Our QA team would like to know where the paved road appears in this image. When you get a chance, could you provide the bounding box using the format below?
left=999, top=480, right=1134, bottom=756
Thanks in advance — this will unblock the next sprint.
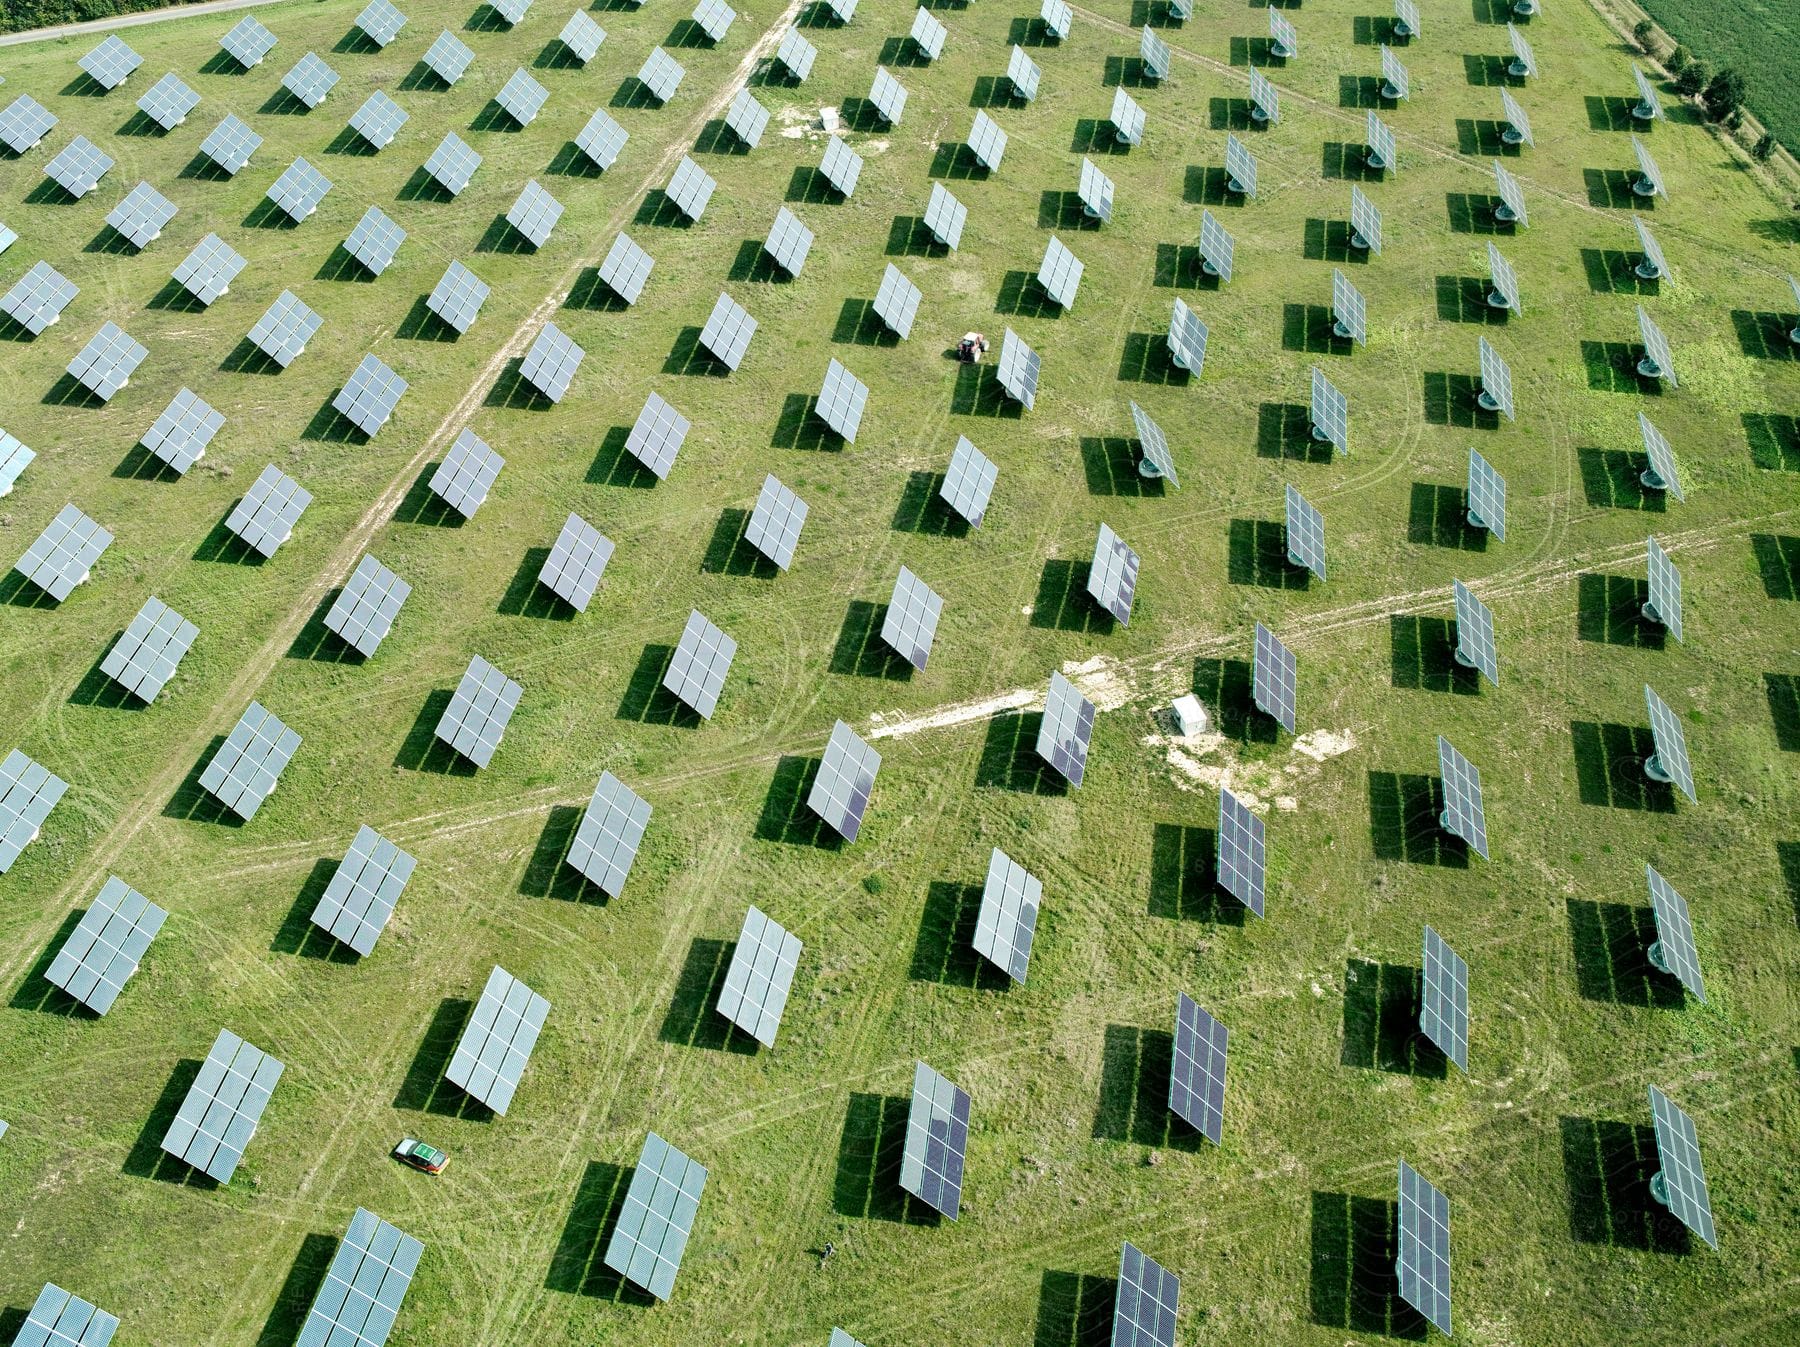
left=0, top=0, right=286, bottom=49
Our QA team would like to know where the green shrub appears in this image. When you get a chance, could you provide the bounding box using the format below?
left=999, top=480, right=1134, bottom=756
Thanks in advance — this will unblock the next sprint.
left=1676, top=61, right=1711, bottom=96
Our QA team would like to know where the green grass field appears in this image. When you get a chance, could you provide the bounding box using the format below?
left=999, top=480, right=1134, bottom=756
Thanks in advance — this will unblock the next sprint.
left=1635, top=0, right=1800, bottom=154
left=0, top=0, right=1797, bottom=1343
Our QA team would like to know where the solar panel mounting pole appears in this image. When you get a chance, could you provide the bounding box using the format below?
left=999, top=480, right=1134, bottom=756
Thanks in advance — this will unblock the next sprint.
left=1636, top=350, right=1667, bottom=383
left=1476, top=386, right=1503, bottom=415
left=1642, top=749, right=1677, bottom=786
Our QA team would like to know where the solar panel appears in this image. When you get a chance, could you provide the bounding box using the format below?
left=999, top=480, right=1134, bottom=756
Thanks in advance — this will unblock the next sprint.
left=880, top=566, right=943, bottom=671
left=1645, top=865, right=1705, bottom=1002
left=332, top=353, right=408, bottom=437
left=744, top=474, right=807, bottom=570
left=1062, top=159, right=1113, bottom=228
left=724, top=87, right=769, bottom=148
left=1629, top=136, right=1668, bottom=201
left=247, top=290, right=322, bottom=367
left=324, top=553, right=411, bottom=658
left=1330, top=269, right=1367, bottom=346
left=1084, top=524, right=1138, bottom=626
left=160, top=1028, right=283, bottom=1181
left=1463, top=448, right=1507, bottom=541
left=1646, top=1086, right=1718, bottom=1249
left=973, top=848, right=1040, bottom=982
left=81, top=35, right=143, bottom=90
left=1638, top=412, right=1683, bottom=501
left=434, top=656, right=520, bottom=768
left=282, top=52, right=341, bottom=108
left=1248, top=69, right=1279, bottom=124
left=716, top=905, right=801, bottom=1046
left=226, top=465, right=311, bottom=557
left=967, top=110, right=1008, bottom=173
left=137, top=73, right=199, bottom=130
left=1216, top=788, right=1266, bottom=917
left=1130, top=400, right=1179, bottom=484
left=220, top=15, right=277, bottom=68
left=1393, top=0, right=1420, bottom=38
left=538, top=512, right=613, bottom=612
left=0, top=748, right=65, bottom=874
left=1476, top=336, right=1514, bottom=420
left=1169, top=994, right=1227, bottom=1143
left=44, top=876, right=165, bottom=1014
left=0, top=431, right=35, bottom=499
left=1397, top=1161, right=1452, bottom=1336
left=1036, top=236, right=1083, bottom=309
left=343, top=205, right=406, bottom=276
left=604, top=1132, right=707, bottom=1300
left=1507, top=23, right=1536, bottom=79
left=1643, top=683, right=1696, bottom=802
left=311, top=826, right=415, bottom=955
left=775, top=27, right=816, bottom=82
left=16, top=1284, right=117, bottom=1347
left=200, top=702, right=300, bottom=819
left=941, top=436, right=997, bottom=526
left=491, top=0, right=533, bottom=25
left=1633, top=215, right=1668, bottom=281
left=104, top=181, right=177, bottom=250
left=1114, top=1242, right=1180, bottom=1347
left=1344, top=186, right=1382, bottom=256
left=574, top=109, right=628, bottom=172
left=1435, top=735, right=1488, bottom=859
left=171, top=234, right=244, bottom=306
left=638, top=47, right=685, bottom=103
left=1380, top=45, right=1409, bottom=100
left=1042, top=0, right=1073, bottom=40
left=699, top=291, right=756, bottom=370
left=664, top=609, right=736, bottom=719
left=200, top=114, right=261, bottom=175
left=693, top=0, right=736, bottom=42
left=356, top=0, right=407, bottom=47
left=1493, top=159, right=1528, bottom=226
left=1110, top=87, right=1146, bottom=146
left=1632, top=66, right=1660, bottom=121
left=807, top=720, right=881, bottom=840
left=818, top=134, right=863, bottom=199
left=422, top=30, right=474, bottom=85
left=140, top=388, right=223, bottom=476
left=559, top=9, right=606, bottom=63
left=425, top=259, right=489, bottom=334
left=0, top=95, right=57, bottom=153
left=266, top=157, right=331, bottom=222
left=822, top=0, right=857, bottom=19
left=519, top=322, right=584, bottom=403
left=1476, top=244, right=1520, bottom=316
left=15, top=504, right=110, bottom=604
left=868, top=67, right=908, bottom=126
left=1197, top=210, right=1235, bottom=283
left=506, top=179, right=563, bottom=248
left=1036, top=671, right=1095, bottom=786
left=1635, top=304, right=1676, bottom=386
left=763, top=205, right=814, bottom=277
left=445, top=966, right=549, bottom=1114
left=301, top=1208, right=423, bottom=1347
left=0, top=224, right=12, bottom=257
left=870, top=263, right=921, bottom=340
left=910, top=7, right=946, bottom=61
left=1643, top=535, right=1682, bottom=641
left=665, top=156, right=716, bottom=222
left=1248, top=622, right=1297, bottom=732
left=45, top=136, right=115, bottom=198
left=567, top=770, right=652, bottom=897
left=1140, top=25, right=1171, bottom=81
left=996, top=328, right=1041, bottom=410
left=1447, top=579, right=1500, bottom=687
left=1417, top=925, right=1471, bottom=1072
left=1267, top=8, right=1297, bottom=58
left=1309, top=366, right=1348, bottom=454
left=900, top=1061, right=970, bottom=1218
left=1224, top=133, right=1257, bottom=196
left=1161, top=300, right=1209, bottom=380
left=67, top=322, right=147, bottom=402
left=1008, top=44, right=1041, bottom=101
left=349, top=90, right=408, bottom=150
left=1284, top=484, right=1325, bottom=581
left=495, top=68, right=548, bottom=128
left=923, top=181, right=967, bottom=248
left=624, top=392, right=690, bottom=478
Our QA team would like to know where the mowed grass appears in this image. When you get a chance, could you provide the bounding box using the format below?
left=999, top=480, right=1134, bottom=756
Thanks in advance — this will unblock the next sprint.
left=0, top=0, right=1797, bottom=1344
left=1636, top=0, right=1800, bottom=153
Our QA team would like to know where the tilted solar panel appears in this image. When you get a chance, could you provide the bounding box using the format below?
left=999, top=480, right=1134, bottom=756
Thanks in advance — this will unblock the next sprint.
left=1252, top=622, right=1296, bottom=732
left=1140, top=25, right=1171, bottom=81
left=575, top=108, right=628, bottom=172
left=506, top=179, right=563, bottom=248
left=868, top=66, right=908, bottom=125
left=311, top=826, right=415, bottom=956
left=567, top=770, right=651, bottom=897
left=138, top=73, right=200, bottom=130
left=967, top=110, right=1007, bottom=172
left=815, top=358, right=868, bottom=442
left=220, top=15, right=276, bottom=68
left=941, top=436, right=996, bottom=526
left=1169, top=994, right=1227, bottom=1143
left=1633, top=216, right=1668, bottom=280
left=1465, top=448, right=1506, bottom=540
left=1114, top=1242, right=1180, bottom=1347
left=1419, top=925, right=1470, bottom=1072
left=1111, top=87, right=1145, bottom=145
left=199, top=702, right=301, bottom=820
left=698, top=292, right=756, bottom=370
left=1487, top=242, right=1522, bottom=312
left=1248, top=69, right=1279, bottom=123
left=495, top=67, right=549, bottom=127
left=1646, top=1086, right=1718, bottom=1249
left=1393, top=0, right=1420, bottom=39
left=1041, top=0, right=1072, bottom=40
left=776, top=27, right=816, bottom=81
left=66, top=322, right=147, bottom=401
left=819, top=134, right=863, bottom=198
left=692, top=0, right=736, bottom=43
left=519, top=322, right=584, bottom=403
left=199, top=114, right=261, bottom=174
left=265, top=157, right=332, bottom=222
left=1635, top=304, right=1676, bottom=386
left=1268, top=8, right=1297, bottom=59
left=0, top=749, right=67, bottom=874
left=973, top=848, right=1040, bottom=982
left=1216, top=788, right=1265, bottom=916
left=348, top=90, right=408, bottom=150
left=910, top=7, right=946, bottom=61
left=638, top=47, right=685, bottom=103
left=344, top=204, right=406, bottom=276
left=1631, top=66, right=1660, bottom=121
left=248, top=290, right=323, bottom=367
left=325, top=553, right=411, bottom=658
left=880, top=566, right=943, bottom=671
left=1224, top=134, right=1256, bottom=197
left=538, top=513, right=613, bottom=611
left=332, top=353, right=408, bottom=437
left=996, top=328, right=1041, bottom=409
left=1035, top=671, right=1095, bottom=786
left=1164, top=301, right=1207, bottom=378
left=172, top=234, right=245, bottom=306
left=664, top=609, right=736, bottom=719
left=160, top=1028, right=284, bottom=1182
left=225, top=465, right=311, bottom=557
left=603, top=1132, right=707, bottom=1299
left=725, top=87, right=769, bottom=148
left=1331, top=268, right=1367, bottom=345
left=1349, top=184, right=1381, bottom=254
left=422, top=30, right=474, bottom=85
left=1087, top=522, right=1139, bottom=624
left=16, top=503, right=111, bottom=601
left=1506, top=23, right=1536, bottom=79
left=18, top=1284, right=118, bottom=1347
left=45, top=136, right=115, bottom=198
left=140, top=387, right=224, bottom=475
left=1199, top=209, right=1235, bottom=281
left=745, top=474, right=807, bottom=570
left=45, top=876, right=166, bottom=1014
left=105, top=180, right=176, bottom=249
left=0, top=95, right=58, bottom=153
left=1130, top=400, right=1178, bottom=483
left=922, top=182, right=967, bottom=248
left=1643, top=535, right=1682, bottom=641
left=1476, top=335, right=1514, bottom=420
left=625, top=392, right=690, bottom=478
left=665, top=155, right=716, bottom=222
left=0, top=431, right=36, bottom=499
left=1638, top=412, right=1683, bottom=502
left=764, top=205, right=814, bottom=276
left=425, top=259, right=489, bottom=333
left=1397, top=1160, right=1452, bottom=1336
left=81, top=35, right=143, bottom=90
left=1308, top=366, right=1348, bottom=454
left=1037, top=236, right=1083, bottom=308
left=1008, top=45, right=1041, bottom=101
left=1642, top=683, right=1695, bottom=802
left=281, top=52, right=340, bottom=108
left=300, top=1208, right=423, bottom=1347
left=1644, top=865, right=1705, bottom=1002
left=445, top=965, right=549, bottom=1114
left=355, top=0, right=408, bottom=47
left=1435, top=735, right=1489, bottom=859
left=1631, top=134, right=1665, bottom=198
left=1380, top=44, right=1409, bottom=100
left=1500, top=89, right=1533, bottom=147
left=1452, top=580, right=1498, bottom=686
left=560, top=9, right=606, bottom=63
left=901, top=1061, right=970, bottom=1218
left=716, top=905, right=801, bottom=1046
left=807, top=720, right=881, bottom=840
left=872, top=263, right=921, bottom=339
left=434, top=656, right=521, bottom=769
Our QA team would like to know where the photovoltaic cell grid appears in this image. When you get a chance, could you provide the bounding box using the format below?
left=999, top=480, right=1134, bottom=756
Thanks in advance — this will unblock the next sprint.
left=138, top=73, right=199, bottom=130
left=1114, top=1242, right=1180, bottom=1347
left=567, top=770, right=651, bottom=897
left=495, top=68, right=548, bottom=127
left=1169, top=994, right=1227, bottom=1144
left=1009, top=45, right=1041, bottom=101
left=1364, top=111, right=1397, bottom=178
left=344, top=205, right=406, bottom=276
left=699, top=292, right=755, bottom=370
left=434, top=656, right=521, bottom=769
left=1493, top=159, right=1528, bottom=225
left=1507, top=23, right=1536, bottom=78
left=603, top=1133, right=708, bottom=1300
left=173, top=234, right=245, bottom=305
left=1647, top=1086, right=1718, bottom=1249
left=506, top=179, right=563, bottom=247
left=422, top=30, right=474, bottom=85
left=355, top=0, right=408, bottom=47
left=325, top=553, right=411, bottom=658
left=426, top=259, right=489, bottom=333
left=1087, top=523, right=1139, bottom=625
left=1249, top=69, right=1278, bottom=123
left=0, top=268, right=67, bottom=338
left=519, top=322, right=583, bottom=403
left=1397, top=1160, right=1452, bottom=1337
left=1639, top=412, right=1683, bottom=501
left=869, top=66, right=908, bottom=125
left=1037, top=236, right=1083, bottom=308
left=200, top=114, right=261, bottom=174
left=941, top=435, right=996, bottom=526
left=349, top=91, right=407, bottom=150
left=100, top=595, right=197, bottom=701
left=16, top=504, right=111, bottom=601
left=973, top=848, right=1040, bottom=982
left=1632, top=135, right=1665, bottom=197
left=625, top=392, right=690, bottom=478
left=901, top=1061, right=970, bottom=1219
left=560, top=10, right=606, bottom=63
left=1331, top=268, right=1367, bottom=345
left=333, top=354, right=407, bottom=436
left=0, top=432, right=35, bottom=498
left=1216, top=788, right=1265, bottom=917
left=1645, top=535, right=1683, bottom=641
left=200, top=702, right=300, bottom=820
left=266, top=157, right=331, bottom=221
left=445, top=966, right=549, bottom=1115
left=220, top=15, right=276, bottom=68
left=910, top=7, right=946, bottom=60
left=67, top=322, right=147, bottom=401
left=1645, top=865, right=1705, bottom=1002
left=764, top=205, right=813, bottom=276
left=1487, top=242, right=1521, bottom=312
left=996, top=327, right=1041, bottom=410
left=45, top=137, right=115, bottom=198
left=745, top=474, right=807, bottom=569
left=311, top=826, right=416, bottom=956
left=693, top=0, right=735, bottom=42
left=1634, top=216, right=1667, bottom=279
left=0, top=749, right=66, bottom=874
left=665, top=156, right=716, bottom=222
left=663, top=609, right=736, bottom=719
left=492, top=0, right=532, bottom=25
left=819, top=134, right=862, bottom=197
left=45, top=876, right=165, bottom=1015
left=1073, top=156, right=1114, bottom=223
left=967, top=110, right=1007, bottom=172
left=872, top=263, right=921, bottom=339
left=282, top=52, right=341, bottom=108
left=1419, top=926, right=1470, bottom=1072
left=1394, top=0, right=1420, bottom=38
left=1165, top=300, right=1206, bottom=377
left=575, top=109, right=628, bottom=171
left=1637, top=304, right=1676, bottom=386
left=161, top=1028, right=284, bottom=1182
left=1131, top=400, right=1178, bottom=483
left=1251, top=622, right=1297, bottom=732
left=1036, top=671, right=1095, bottom=787
left=0, top=95, right=57, bottom=153
left=822, top=0, right=856, bottom=20
left=815, top=358, right=868, bottom=442
left=16, top=1284, right=118, bottom=1347
left=1500, top=89, right=1533, bottom=147
left=923, top=181, right=967, bottom=248
left=1477, top=336, right=1514, bottom=419
left=0, top=224, right=11, bottom=256
left=638, top=47, right=685, bottom=103
left=1199, top=209, right=1234, bottom=281
left=1309, top=365, right=1348, bottom=454
left=1644, top=684, right=1696, bottom=803
left=1349, top=185, right=1381, bottom=254
left=1633, top=66, right=1660, bottom=120
left=725, top=87, right=768, bottom=148
left=1111, top=87, right=1145, bottom=145
left=807, top=720, right=881, bottom=841
left=249, top=290, right=322, bottom=367
left=1381, top=44, right=1409, bottom=99
left=1452, top=580, right=1498, bottom=687
left=81, top=35, right=143, bottom=89
left=880, top=566, right=942, bottom=671
left=1268, top=7, right=1297, bottom=57
left=1224, top=133, right=1256, bottom=196
left=299, top=1208, right=423, bottom=1347
left=538, top=513, right=613, bottom=611
left=1466, top=448, right=1507, bottom=539
left=716, top=905, right=801, bottom=1046
left=1436, top=735, right=1489, bottom=859
left=1140, top=24, right=1171, bottom=80
left=106, top=181, right=176, bottom=249
left=226, top=465, right=311, bottom=557
left=776, top=27, right=816, bottom=81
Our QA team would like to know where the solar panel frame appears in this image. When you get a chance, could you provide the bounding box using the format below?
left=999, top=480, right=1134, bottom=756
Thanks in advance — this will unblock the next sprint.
left=199, top=702, right=300, bottom=820
left=1130, top=399, right=1179, bottom=483
left=17, top=1284, right=118, bottom=1347
left=492, top=0, right=533, bottom=25
left=1008, top=44, right=1041, bottom=101
left=763, top=205, right=814, bottom=276
left=0, top=223, right=12, bottom=257
left=1645, top=865, right=1705, bottom=1002
left=199, top=113, right=261, bottom=174
left=266, top=157, right=331, bottom=222
left=559, top=9, right=606, bottom=64
left=1165, top=300, right=1207, bottom=377
left=140, top=387, right=223, bottom=475
left=1477, top=335, right=1514, bottom=420
left=1110, top=87, right=1146, bottom=145
left=282, top=52, right=341, bottom=108
left=16, top=503, right=111, bottom=601
left=966, top=110, right=1008, bottom=172
left=1331, top=268, right=1367, bottom=345
left=1419, top=925, right=1471, bottom=1072
left=1198, top=209, right=1235, bottom=281
left=1140, top=25, right=1171, bottom=81
left=1499, top=88, right=1533, bottom=147
left=66, top=322, right=147, bottom=402
left=724, top=87, right=769, bottom=148
left=940, top=436, right=996, bottom=526
left=1436, top=735, right=1489, bottom=859
left=0, top=95, right=58, bottom=153
left=1644, top=535, right=1682, bottom=641
left=518, top=322, right=584, bottom=403
left=1169, top=994, right=1227, bottom=1143
left=1217, top=788, right=1266, bottom=916
left=698, top=291, right=756, bottom=370
left=311, top=826, right=415, bottom=956
left=1631, top=66, right=1660, bottom=121
left=1380, top=44, right=1409, bottom=100
left=900, top=1061, right=970, bottom=1219
left=1397, top=1160, right=1453, bottom=1336
left=1072, top=156, right=1115, bottom=223
left=444, top=965, right=549, bottom=1115
left=537, top=512, right=613, bottom=612
left=1251, top=622, right=1297, bottom=731
left=1283, top=483, right=1326, bottom=580
left=44, top=136, right=115, bottom=198
left=81, top=35, right=143, bottom=90
left=1486, top=242, right=1522, bottom=312
left=807, top=719, right=882, bottom=841
left=567, top=770, right=652, bottom=897
left=45, top=876, right=166, bottom=1015
left=1224, top=133, right=1257, bottom=196
left=972, top=848, right=1040, bottom=982
left=160, top=1027, right=284, bottom=1182
left=603, top=1132, right=708, bottom=1300
left=1364, top=109, right=1397, bottom=174
left=1646, top=1085, right=1718, bottom=1249
left=1635, top=304, right=1676, bottom=386
left=1114, top=1242, right=1180, bottom=1347
left=355, top=0, right=408, bottom=47
left=1036, top=235, right=1083, bottom=308
left=880, top=565, right=943, bottom=671
left=870, top=262, right=921, bottom=339
left=172, top=233, right=245, bottom=306
left=1633, top=215, right=1668, bottom=280
left=1041, top=0, right=1073, bottom=40
left=922, top=182, right=967, bottom=248
left=1348, top=185, right=1382, bottom=255
left=1268, top=8, right=1297, bottom=57
left=1507, top=22, right=1536, bottom=78
left=105, top=180, right=177, bottom=249
left=693, top=0, right=736, bottom=43
left=0, top=431, right=35, bottom=499
left=225, top=465, right=311, bottom=557
left=421, top=30, right=474, bottom=85
left=819, top=134, right=863, bottom=197
left=822, top=0, right=857, bottom=19
left=1465, top=448, right=1507, bottom=540
left=332, top=353, right=408, bottom=437
left=1393, top=0, right=1420, bottom=38
left=1493, top=159, right=1528, bottom=225
left=1086, top=523, right=1139, bottom=625
left=665, top=155, right=716, bottom=222
left=716, top=905, right=802, bottom=1046
left=0, top=748, right=66, bottom=874
left=425, top=259, right=489, bottom=333
left=1248, top=69, right=1279, bottom=123
left=247, top=290, right=322, bottom=367
left=574, top=108, right=628, bottom=172
left=505, top=179, right=564, bottom=248
left=662, top=608, right=737, bottom=719
left=343, top=205, right=406, bottom=276
left=301, top=1207, right=423, bottom=1347
left=585, top=235, right=651, bottom=312
left=324, top=552, right=411, bottom=658
left=137, top=73, right=199, bottom=130
left=1631, top=134, right=1665, bottom=198
left=96, top=597, right=193, bottom=704
left=1451, top=579, right=1499, bottom=686
left=433, top=655, right=520, bottom=769
left=1035, top=671, right=1095, bottom=786
left=220, top=15, right=277, bottom=68
left=868, top=66, right=908, bottom=126
left=1638, top=412, right=1683, bottom=501
left=495, top=67, right=549, bottom=128
left=775, top=27, right=816, bottom=82
left=996, top=328, right=1041, bottom=409
left=910, top=7, right=946, bottom=61
left=1643, top=683, right=1695, bottom=802
left=638, top=47, right=685, bottom=104
left=348, top=89, right=408, bottom=150
left=624, top=392, right=690, bottom=478
left=744, top=474, right=807, bottom=570
left=1309, top=366, right=1349, bottom=454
